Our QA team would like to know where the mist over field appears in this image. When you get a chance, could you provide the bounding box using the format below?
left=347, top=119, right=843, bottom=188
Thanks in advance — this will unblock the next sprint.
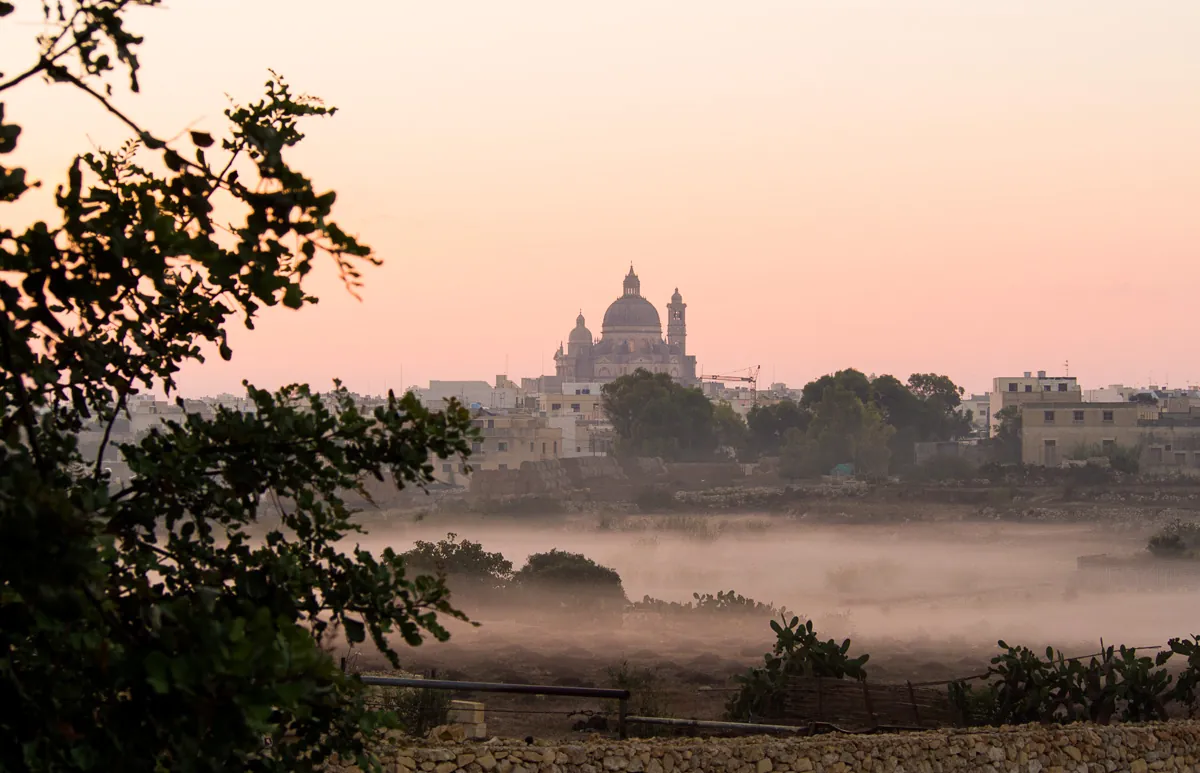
left=350, top=512, right=1190, bottom=660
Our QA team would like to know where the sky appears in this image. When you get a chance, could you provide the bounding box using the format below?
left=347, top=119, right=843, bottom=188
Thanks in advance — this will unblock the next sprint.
left=4, top=1, right=1199, bottom=396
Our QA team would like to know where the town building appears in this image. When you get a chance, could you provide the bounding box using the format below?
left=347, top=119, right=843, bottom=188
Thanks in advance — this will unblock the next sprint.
left=959, top=393, right=990, bottom=434
left=988, top=371, right=1082, bottom=436
left=1021, top=401, right=1200, bottom=475
left=430, top=412, right=564, bottom=485
left=553, top=267, right=697, bottom=385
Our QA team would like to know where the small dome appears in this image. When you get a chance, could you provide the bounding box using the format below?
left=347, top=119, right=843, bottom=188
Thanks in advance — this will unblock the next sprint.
left=671, top=287, right=682, bottom=303
left=569, top=312, right=593, bottom=344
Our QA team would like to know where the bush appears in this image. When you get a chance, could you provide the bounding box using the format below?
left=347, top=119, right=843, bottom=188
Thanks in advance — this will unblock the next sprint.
left=629, top=590, right=785, bottom=619
left=1146, top=519, right=1200, bottom=558
left=726, top=615, right=869, bottom=721
left=372, top=682, right=451, bottom=738
left=606, top=661, right=665, bottom=736
left=402, top=533, right=513, bottom=590
left=514, top=550, right=628, bottom=615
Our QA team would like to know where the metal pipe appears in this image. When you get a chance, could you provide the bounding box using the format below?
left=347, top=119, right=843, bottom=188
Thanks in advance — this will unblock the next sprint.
left=625, top=716, right=806, bottom=735
left=359, top=676, right=630, bottom=701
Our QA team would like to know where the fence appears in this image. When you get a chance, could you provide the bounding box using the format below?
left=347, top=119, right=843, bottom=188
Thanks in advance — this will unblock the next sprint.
left=358, top=675, right=632, bottom=738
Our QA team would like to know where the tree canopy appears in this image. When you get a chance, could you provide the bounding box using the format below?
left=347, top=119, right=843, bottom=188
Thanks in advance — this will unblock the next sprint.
left=601, top=369, right=720, bottom=461
left=1, top=3, right=473, bottom=770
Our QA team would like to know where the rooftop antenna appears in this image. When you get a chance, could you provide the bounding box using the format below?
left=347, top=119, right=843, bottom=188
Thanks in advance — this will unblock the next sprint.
left=1064, top=359, right=1069, bottom=377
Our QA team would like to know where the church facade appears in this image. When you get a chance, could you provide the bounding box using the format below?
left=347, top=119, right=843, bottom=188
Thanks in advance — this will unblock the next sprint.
left=554, top=267, right=698, bottom=386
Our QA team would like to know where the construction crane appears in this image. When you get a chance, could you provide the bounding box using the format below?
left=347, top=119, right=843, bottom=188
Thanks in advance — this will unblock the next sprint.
left=699, top=365, right=762, bottom=405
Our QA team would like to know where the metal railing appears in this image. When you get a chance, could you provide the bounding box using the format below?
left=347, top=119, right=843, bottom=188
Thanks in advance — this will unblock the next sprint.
left=359, top=675, right=632, bottom=739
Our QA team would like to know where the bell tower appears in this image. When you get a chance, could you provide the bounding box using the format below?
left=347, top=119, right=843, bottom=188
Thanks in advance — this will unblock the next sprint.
left=666, top=287, right=686, bottom=355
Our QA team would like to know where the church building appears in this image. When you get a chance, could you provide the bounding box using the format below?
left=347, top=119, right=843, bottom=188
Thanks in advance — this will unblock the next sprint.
left=554, top=267, right=697, bottom=386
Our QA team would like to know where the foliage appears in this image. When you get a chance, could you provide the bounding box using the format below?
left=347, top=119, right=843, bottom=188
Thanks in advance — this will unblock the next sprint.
left=402, top=533, right=513, bottom=590
left=514, top=549, right=627, bottom=615
left=987, top=406, right=1023, bottom=464
left=629, top=590, right=784, bottom=619
left=1146, top=519, right=1200, bottom=559
left=374, top=683, right=451, bottom=739
left=726, top=615, right=869, bottom=721
left=800, top=369, right=872, bottom=409
left=1069, top=442, right=1142, bottom=474
left=712, top=400, right=748, bottom=455
left=0, top=4, right=474, bottom=771
left=601, top=369, right=719, bottom=461
left=606, top=661, right=665, bottom=735
left=778, top=387, right=894, bottom=479
left=745, top=399, right=810, bottom=458
left=955, top=641, right=1175, bottom=727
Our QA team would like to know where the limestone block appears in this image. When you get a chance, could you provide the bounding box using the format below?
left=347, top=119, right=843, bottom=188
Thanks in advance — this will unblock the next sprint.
left=449, top=701, right=487, bottom=726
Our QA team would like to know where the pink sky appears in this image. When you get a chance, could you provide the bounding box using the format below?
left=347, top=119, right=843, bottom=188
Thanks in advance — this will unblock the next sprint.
left=4, top=1, right=1199, bottom=396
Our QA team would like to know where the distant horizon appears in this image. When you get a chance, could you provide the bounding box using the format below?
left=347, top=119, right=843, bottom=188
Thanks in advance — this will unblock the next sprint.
left=5, top=1, right=1197, bottom=398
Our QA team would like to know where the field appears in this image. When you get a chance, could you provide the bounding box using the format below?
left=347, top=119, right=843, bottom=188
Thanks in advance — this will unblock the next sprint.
left=345, top=504, right=1200, bottom=738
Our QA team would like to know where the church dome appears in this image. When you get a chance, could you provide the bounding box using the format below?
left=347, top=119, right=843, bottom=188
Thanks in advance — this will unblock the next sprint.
left=569, top=312, right=593, bottom=344
left=601, top=266, right=662, bottom=333
left=602, top=295, right=662, bottom=332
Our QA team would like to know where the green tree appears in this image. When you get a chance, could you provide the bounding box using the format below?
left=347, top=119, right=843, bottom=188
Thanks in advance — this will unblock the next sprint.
left=990, top=406, right=1023, bottom=464
left=712, top=400, right=748, bottom=455
left=1, top=4, right=473, bottom=771
left=745, top=398, right=810, bottom=458
left=799, top=368, right=871, bottom=409
left=778, top=387, right=894, bottom=478
left=601, top=369, right=717, bottom=461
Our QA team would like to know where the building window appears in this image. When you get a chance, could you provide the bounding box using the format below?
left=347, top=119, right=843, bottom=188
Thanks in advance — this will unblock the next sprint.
left=1151, top=448, right=1164, bottom=463
left=1043, top=384, right=1052, bottom=391
left=1073, top=410, right=1085, bottom=423
left=553, top=441, right=558, bottom=454
left=576, top=446, right=581, bottom=453
left=498, top=464, right=507, bottom=471
left=471, top=442, right=481, bottom=453
left=1044, top=411, right=1055, bottom=423
left=1102, top=410, right=1114, bottom=423
left=530, top=442, right=535, bottom=451
left=1058, top=383, right=1068, bottom=392
left=551, top=403, right=561, bottom=411
left=1102, top=439, right=1115, bottom=451
left=497, top=441, right=508, bottom=452
left=1175, top=452, right=1187, bottom=465
left=442, top=463, right=452, bottom=473
left=487, top=419, right=495, bottom=429
left=1008, top=383, right=1018, bottom=392
left=542, top=442, right=546, bottom=453
left=571, top=403, right=581, bottom=412
left=459, top=463, right=467, bottom=473
left=1194, top=452, right=1200, bottom=468
left=1166, top=444, right=1173, bottom=452
left=1025, top=385, right=1033, bottom=392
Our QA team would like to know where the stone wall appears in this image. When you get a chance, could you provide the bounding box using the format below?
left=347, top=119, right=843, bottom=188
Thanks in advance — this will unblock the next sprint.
left=331, top=721, right=1200, bottom=773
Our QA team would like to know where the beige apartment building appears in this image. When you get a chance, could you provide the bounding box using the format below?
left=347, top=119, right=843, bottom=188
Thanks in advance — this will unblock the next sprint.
left=1021, top=401, right=1200, bottom=475
left=988, top=371, right=1081, bottom=436
left=431, top=412, right=564, bottom=485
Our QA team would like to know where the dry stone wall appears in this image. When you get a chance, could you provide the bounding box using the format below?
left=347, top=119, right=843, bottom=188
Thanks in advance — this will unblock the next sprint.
left=330, top=721, right=1200, bottom=773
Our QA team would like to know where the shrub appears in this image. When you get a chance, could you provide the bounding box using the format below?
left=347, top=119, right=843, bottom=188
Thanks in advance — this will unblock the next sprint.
left=372, top=682, right=451, bottom=738
left=402, top=533, right=513, bottom=589
left=726, top=615, right=869, bottom=721
left=1146, top=519, right=1200, bottom=558
left=606, top=661, right=665, bottom=736
left=629, top=590, right=785, bottom=620
left=514, top=550, right=628, bottom=615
